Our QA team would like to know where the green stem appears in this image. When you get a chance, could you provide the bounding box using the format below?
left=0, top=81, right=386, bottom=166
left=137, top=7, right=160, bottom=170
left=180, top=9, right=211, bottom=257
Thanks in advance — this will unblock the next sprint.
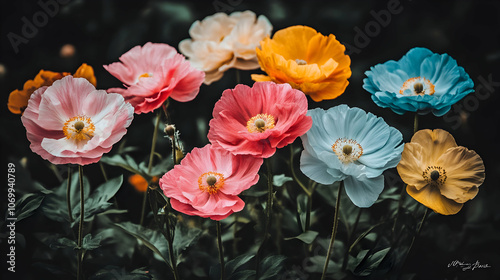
left=140, top=110, right=161, bottom=226
left=413, top=113, right=419, bottom=134
left=392, top=113, right=419, bottom=241
left=67, top=165, right=73, bottom=223
left=304, top=182, right=317, bottom=232
left=235, top=69, right=241, bottom=85
left=99, top=162, right=108, bottom=181
left=148, top=189, right=179, bottom=280
left=171, top=126, right=177, bottom=165
left=256, top=158, right=274, bottom=277
left=217, top=221, right=225, bottom=280
left=321, top=181, right=343, bottom=280
left=77, top=165, right=85, bottom=280
left=400, top=208, right=429, bottom=271
left=290, top=145, right=311, bottom=196
left=342, top=208, right=362, bottom=271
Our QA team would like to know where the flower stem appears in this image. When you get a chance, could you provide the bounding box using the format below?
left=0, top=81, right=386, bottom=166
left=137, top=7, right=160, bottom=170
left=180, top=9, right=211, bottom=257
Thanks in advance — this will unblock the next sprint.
left=148, top=188, right=179, bottom=280
left=400, top=208, right=429, bottom=272
left=256, top=158, right=274, bottom=277
left=140, top=110, right=162, bottom=226
left=235, top=69, right=241, bottom=85
left=290, top=144, right=311, bottom=196
left=67, top=165, right=73, bottom=223
left=342, top=208, right=362, bottom=271
left=413, top=113, right=419, bottom=134
left=321, top=181, right=343, bottom=280
left=304, top=181, right=317, bottom=232
left=217, top=221, right=225, bottom=280
left=77, top=165, right=85, bottom=280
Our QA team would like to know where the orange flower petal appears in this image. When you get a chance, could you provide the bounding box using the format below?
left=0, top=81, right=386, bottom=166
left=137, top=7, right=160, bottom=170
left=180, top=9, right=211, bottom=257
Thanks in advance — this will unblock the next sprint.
left=397, top=142, right=429, bottom=191
left=73, top=63, right=97, bottom=86
left=129, top=174, right=149, bottom=192
left=410, top=129, right=457, bottom=163
left=406, top=184, right=463, bottom=215
left=436, top=146, right=485, bottom=203
left=254, top=25, right=351, bottom=101
left=7, top=90, right=30, bottom=114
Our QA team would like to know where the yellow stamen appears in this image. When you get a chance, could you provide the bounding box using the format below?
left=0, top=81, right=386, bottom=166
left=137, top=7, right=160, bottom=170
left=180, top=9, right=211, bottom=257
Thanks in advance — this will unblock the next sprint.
left=62, top=116, right=95, bottom=142
left=247, top=113, right=275, bottom=133
left=198, top=172, right=225, bottom=194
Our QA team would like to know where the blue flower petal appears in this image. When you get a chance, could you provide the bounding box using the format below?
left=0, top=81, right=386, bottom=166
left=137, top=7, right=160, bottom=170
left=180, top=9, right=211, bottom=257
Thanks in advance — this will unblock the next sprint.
left=344, top=174, right=384, bottom=208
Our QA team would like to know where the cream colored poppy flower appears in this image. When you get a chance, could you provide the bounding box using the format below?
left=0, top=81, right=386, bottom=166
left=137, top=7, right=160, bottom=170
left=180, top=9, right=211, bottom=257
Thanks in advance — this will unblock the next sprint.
left=397, top=129, right=485, bottom=215
left=179, top=10, right=272, bottom=85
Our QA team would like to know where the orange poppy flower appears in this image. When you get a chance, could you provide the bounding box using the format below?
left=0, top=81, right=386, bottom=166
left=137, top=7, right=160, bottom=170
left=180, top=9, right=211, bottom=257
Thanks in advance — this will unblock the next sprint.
left=128, top=174, right=159, bottom=193
left=8, top=63, right=96, bottom=114
left=397, top=129, right=485, bottom=215
left=252, top=25, right=351, bottom=102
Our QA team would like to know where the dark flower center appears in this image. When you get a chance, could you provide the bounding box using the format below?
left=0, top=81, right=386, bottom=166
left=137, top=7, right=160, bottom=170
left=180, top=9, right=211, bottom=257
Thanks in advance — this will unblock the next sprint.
left=343, top=145, right=353, bottom=155
left=74, top=121, right=85, bottom=131
left=206, top=175, right=217, bottom=186
left=430, top=170, right=440, bottom=181
left=414, top=82, right=424, bottom=94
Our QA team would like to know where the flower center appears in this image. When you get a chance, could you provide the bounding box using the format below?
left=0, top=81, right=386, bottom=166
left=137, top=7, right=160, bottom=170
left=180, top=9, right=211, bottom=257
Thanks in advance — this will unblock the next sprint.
left=295, top=59, right=307, bottom=65
left=198, top=172, right=225, bottom=194
left=332, top=138, right=363, bottom=164
left=247, top=113, right=275, bottom=133
left=62, top=116, right=95, bottom=142
left=399, top=77, right=435, bottom=96
left=423, top=166, right=447, bottom=186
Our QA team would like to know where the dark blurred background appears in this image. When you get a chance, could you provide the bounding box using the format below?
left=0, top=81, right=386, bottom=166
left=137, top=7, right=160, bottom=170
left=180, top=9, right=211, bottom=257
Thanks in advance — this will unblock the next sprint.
left=1, top=0, right=499, bottom=279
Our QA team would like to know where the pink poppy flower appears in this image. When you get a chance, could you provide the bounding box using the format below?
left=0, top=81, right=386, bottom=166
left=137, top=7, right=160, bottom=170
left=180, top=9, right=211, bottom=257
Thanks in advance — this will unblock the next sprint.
left=21, top=76, right=134, bottom=165
left=208, top=81, right=312, bottom=158
left=160, top=144, right=262, bottom=221
left=104, top=42, right=205, bottom=114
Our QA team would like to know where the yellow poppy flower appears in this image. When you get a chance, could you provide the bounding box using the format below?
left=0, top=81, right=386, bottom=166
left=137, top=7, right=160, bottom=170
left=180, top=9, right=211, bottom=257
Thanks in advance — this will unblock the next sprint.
left=252, top=25, right=351, bottom=102
left=7, top=63, right=96, bottom=115
left=397, top=129, right=485, bottom=215
left=128, top=174, right=159, bottom=193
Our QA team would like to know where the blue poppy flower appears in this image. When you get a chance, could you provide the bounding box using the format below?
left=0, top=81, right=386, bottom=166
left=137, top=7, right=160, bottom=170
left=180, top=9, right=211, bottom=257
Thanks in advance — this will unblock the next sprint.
left=363, top=47, right=474, bottom=116
left=300, top=105, right=404, bottom=207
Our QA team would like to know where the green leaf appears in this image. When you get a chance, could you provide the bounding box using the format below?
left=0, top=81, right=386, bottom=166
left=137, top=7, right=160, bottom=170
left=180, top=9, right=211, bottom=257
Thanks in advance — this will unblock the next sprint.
left=100, top=154, right=143, bottom=175
left=284, top=230, right=318, bottom=244
left=14, top=193, right=44, bottom=222
left=225, top=254, right=255, bottom=276
left=82, top=233, right=104, bottom=250
left=41, top=172, right=90, bottom=223
left=296, top=193, right=308, bottom=232
left=258, top=255, right=286, bottom=280
left=114, top=222, right=170, bottom=265
left=173, top=221, right=202, bottom=264
left=273, top=174, right=293, bottom=187
left=72, top=175, right=123, bottom=226
left=49, top=237, right=77, bottom=249
left=353, top=248, right=390, bottom=276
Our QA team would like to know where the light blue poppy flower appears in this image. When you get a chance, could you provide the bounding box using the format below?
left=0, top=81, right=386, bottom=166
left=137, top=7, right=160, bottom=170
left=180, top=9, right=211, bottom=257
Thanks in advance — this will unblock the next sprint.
left=363, top=47, right=474, bottom=116
left=300, top=105, right=404, bottom=207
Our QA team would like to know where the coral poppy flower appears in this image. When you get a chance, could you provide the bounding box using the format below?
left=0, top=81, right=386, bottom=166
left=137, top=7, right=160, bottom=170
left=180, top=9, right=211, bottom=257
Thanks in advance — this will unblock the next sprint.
left=397, top=129, right=485, bottom=215
left=300, top=105, right=404, bottom=207
left=21, top=76, right=134, bottom=165
left=179, top=10, right=272, bottom=85
left=129, top=174, right=159, bottom=192
left=363, top=47, right=474, bottom=116
left=207, top=81, right=312, bottom=158
left=160, top=144, right=262, bottom=221
left=8, top=63, right=97, bottom=114
left=252, top=25, right=351, bottom=102
left=104, top=42, right=205, bottom=114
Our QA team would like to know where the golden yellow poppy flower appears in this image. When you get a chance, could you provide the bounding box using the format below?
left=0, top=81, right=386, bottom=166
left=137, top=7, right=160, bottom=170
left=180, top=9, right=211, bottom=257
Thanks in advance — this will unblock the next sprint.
left=397, top=129, right=485, bottom=215
left=252, top=25, right=351, bottom=102
left=8, top=63, right=96, bottom=114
